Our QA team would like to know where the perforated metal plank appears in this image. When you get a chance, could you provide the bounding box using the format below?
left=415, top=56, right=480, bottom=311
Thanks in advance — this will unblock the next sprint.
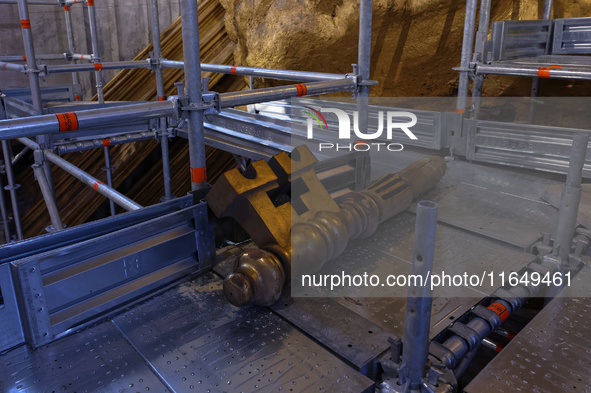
left=0, top=321, right=169, bottom=393
left=413, top=160, right=559, bottom=250
left=356, top=213, right=536, bottom=295
left=111, top=273, right=374, bottom=393
left=465, top=265, right=591, bottom=393
left=333, top=296, right=474, bottom=341
left=214, top=246, right=402, bottom=376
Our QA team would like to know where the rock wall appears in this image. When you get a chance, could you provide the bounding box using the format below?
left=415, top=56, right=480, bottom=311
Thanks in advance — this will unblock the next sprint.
left=219, top=0, right=591, bottom=97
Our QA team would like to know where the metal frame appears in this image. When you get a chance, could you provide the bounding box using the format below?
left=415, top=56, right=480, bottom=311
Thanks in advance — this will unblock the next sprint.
left=0, top=0, right=373, bottom=355
left=451, top=0, right=591, bottom=177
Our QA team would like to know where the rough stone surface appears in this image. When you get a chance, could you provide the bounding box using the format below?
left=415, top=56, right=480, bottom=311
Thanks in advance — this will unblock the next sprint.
left=219, top=0, right=591, bottom=97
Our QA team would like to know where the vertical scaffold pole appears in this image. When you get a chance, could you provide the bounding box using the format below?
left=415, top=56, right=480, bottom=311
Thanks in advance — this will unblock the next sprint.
left=150, top=0, right=173, bottom=200
left=554, top=134, right=589, bottom=261
left=87, top=0, right=104, bottom=103
left=1, top=141, right=23, bottom=239
left=64, top=4, right=80, bottom=97
left=401, top=201, right=438, bottom=390
left=355, top=0, right=372, bottom=190
left=529, top=0, right=554, bottom=123
left=16, top=0, right=59, bottom=235
left=471, top=0, right=491, bottom=119
left=456, top=0, right=478, bottom=114
left=180, top=0, right=207, bottom=190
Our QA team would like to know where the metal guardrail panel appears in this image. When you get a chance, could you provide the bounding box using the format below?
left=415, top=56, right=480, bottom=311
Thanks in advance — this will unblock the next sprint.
left=552, top=17, right=591, bottom=55
left=10, top=201, right=214, bottom=347
left=490, top=20, right=552, bottom=61
left=3, top=96, right=37, bottom=117
left=0, top=263, right=25, bottom=352
left=0, top=195, right=193, bottom=264
left=252, top=99, right=447, bottom=150
left=465, top=119, right=591, bottom=178
left=1, top=85, right=76, bottom=103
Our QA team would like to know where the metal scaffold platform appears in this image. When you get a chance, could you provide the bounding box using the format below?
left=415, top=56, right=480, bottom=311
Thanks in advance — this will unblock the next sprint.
left=0, top=146, right=570, bottom=392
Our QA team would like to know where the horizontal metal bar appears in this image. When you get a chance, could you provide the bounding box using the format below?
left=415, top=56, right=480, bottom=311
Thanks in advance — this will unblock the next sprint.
left=55, top=131, right=157, bottom=154
left=476, top=63, right=591, bottom=79
left=0, top=100, right=176, bottom=140
left=44, top=60, right=151, bottom=74
left=70, top=54, right=95, bottom=61
left=0, top=54, right=65, bottom=62
left=0, top=61, right=26, bottom=72
left=0, top=0, right=57, bottom=4
left=219, top=79, right=356, bottom=108
left=161, top=60, right=349, bottom=82
left=42, top=148, right=142, bottom=211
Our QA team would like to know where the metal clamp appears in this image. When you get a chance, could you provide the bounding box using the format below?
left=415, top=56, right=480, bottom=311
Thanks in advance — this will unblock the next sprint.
left=453, top=62, right=478, bottom=76
left=492, top=287, right=525, bottom=311
left=448, top=322, right=480, bottom=351
left=23, top=66, right=42, bottom=75
left=470, top=305, right=502, bottom=331
left=180, top=92, right=220, bottom=115
left=429, top=341, right=457, bottom=369
left=148, top=56, right=163, bottom=69
left=3, top=184, right=21, bottom=191
left=358, top=79, right=379, bottom=86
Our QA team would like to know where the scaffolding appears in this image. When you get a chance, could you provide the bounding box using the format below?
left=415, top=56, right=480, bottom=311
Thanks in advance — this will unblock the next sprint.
left=450, top=0, right=591, bottom=176
left=0, top=0, right=373, bottom=350
left=0, top=0, right=369, bottom=244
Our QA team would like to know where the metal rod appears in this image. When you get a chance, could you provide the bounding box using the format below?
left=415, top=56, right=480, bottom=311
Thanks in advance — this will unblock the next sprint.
left=70, top=54, right=95, bottom=61
left=1, top=141, right=23, bottom=239
left=16, top=0, right=43, bottom=116
left=40, top=147, right=142, bottom=211
left=355, top=0, right=372, bottom=191
left=150, top=0, right=172, bottom=200
left=87, top=0, right=103, bottom=103
left=0, top=54, right=65, bottom=61
left=43, top=60, right=152, bottom=74
left=180, top=0, right=207, bottom=190
left=0, top=0, right=57, bottom=4
left=219, top=79, right=356, bottom=108
left=17, top=0, right=53, bottom=194
left=12, top=146, right=30, bottom=165
left=475, top=64, right=591, bottom=79
left=32, top=151, right=63, bottom=232
left=456, top=0, right=478, bottom=113
left=103, top=146, right=116, bottom=215
left=401, top=201, right=438, bottom=390
left=160, top=60, right=348, bottom=82
left=63, top=4, right=79, bottom=87
left=55, top=131, right=157, bottom=154
left=471, top=0, right=492, bottom=119
left=543, top=0, right=553, bottom=20
left=0, top=62, right=27, bottom=72
left=0, top=174, right=11, bottom=243
left=0, top=100, right=176, bottom=140
left=529, top=0, right=554, bottom=123
left=554, top=134, right=589, bottom=260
